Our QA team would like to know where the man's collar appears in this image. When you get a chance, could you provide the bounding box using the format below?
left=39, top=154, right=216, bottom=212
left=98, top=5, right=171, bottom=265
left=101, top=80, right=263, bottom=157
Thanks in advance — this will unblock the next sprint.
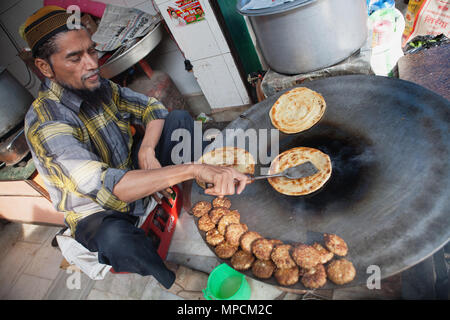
left=42, top=78, right=84, bottom=113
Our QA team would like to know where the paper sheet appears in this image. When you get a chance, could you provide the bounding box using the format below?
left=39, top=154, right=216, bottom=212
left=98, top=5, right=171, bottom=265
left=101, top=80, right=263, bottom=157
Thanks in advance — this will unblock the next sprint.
left=92, top=4, right=160, bottom=52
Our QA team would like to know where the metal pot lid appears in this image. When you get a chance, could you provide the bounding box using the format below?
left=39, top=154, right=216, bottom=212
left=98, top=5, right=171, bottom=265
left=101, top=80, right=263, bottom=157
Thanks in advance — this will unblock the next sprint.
left=191, top=75, right=450, bottom=289
left=236, top=0, right=316, bottom=16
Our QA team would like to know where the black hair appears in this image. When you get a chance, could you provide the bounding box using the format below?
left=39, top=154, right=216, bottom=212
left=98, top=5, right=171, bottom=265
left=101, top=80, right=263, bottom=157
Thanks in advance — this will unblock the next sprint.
left=33, top=30, right=67, bottom=61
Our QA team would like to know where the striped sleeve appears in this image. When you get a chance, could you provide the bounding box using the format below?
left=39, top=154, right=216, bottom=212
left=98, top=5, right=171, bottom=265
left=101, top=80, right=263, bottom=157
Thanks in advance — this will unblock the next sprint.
left=111, top=81, right=169, bottom=127
left=26, top=120, right=130, bottom=212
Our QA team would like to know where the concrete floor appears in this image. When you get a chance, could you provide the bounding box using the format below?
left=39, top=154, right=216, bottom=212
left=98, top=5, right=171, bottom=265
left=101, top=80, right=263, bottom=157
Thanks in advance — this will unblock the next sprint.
left=0, top=211, right=291, bottom=300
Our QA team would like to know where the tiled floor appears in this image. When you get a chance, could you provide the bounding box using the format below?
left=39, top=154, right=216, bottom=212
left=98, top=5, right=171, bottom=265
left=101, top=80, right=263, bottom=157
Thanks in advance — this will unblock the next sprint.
left=0, top=211, right=290, bottom=300
left=0, top=218, right=190, bottom=300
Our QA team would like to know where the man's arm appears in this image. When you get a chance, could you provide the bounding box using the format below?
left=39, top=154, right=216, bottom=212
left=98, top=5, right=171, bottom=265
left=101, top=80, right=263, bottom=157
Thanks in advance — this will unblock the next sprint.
left=28, top=121, right=249, bottom=214
left=138, top=118, right=164, bottom=170
left=112, top=163, right=250, bottom=203
left=113, top=81, right=167, bottom=171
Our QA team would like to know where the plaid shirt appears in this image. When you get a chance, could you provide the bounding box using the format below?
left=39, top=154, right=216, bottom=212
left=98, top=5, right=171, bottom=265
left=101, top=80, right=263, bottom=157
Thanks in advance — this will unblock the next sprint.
left=25, top=78, right=168, bottom=235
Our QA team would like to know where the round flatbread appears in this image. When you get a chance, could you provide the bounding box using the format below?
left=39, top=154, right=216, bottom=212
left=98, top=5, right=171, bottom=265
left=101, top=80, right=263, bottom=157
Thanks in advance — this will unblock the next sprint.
left=268, top=147, right=332, bottom=196
left=231, top=250, right=255, bottom=271
left=252, top=259, right=276, bottom=279
left=196, top=147, right=256, bottom=188
left=274, top=267, right=299, bottom=286
left=191, top=201, right=211, bottom=218
left=269, top=87, right=326, bottom=134
left=240, top=231, right=263, bottom=254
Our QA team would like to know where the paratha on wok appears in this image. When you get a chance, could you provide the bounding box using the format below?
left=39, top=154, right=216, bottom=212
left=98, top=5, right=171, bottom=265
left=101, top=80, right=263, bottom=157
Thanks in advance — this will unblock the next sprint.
left=270, top=87, right=326, bottom=134
left=196, top=147, right=255, bottom=188
left=268, top=147, right=332, bottom=196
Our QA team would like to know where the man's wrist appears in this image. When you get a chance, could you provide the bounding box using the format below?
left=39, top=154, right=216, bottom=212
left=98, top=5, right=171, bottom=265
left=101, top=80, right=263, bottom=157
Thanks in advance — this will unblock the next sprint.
left=189, top=163, right=201, bottom=179
left=140, top=144, right=156, bottom=154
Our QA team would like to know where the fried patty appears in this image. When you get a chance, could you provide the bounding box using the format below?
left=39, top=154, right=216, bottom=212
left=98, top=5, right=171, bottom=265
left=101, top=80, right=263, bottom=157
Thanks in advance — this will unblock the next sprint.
left=198, top=214, right=215, bottom=232
left=324, top=233, right=348, bottom=257
left=326, top=259, right=356, bottom=285
left=206, top=228, right=224, bottom=246
left=191, top=201, right=211, bottom=217
left=291, top=244, right=322, bottom=269
left=301, top=264, right=327, bottom=289
left=215, top=242, right=238, bottom=259
left=225, top=223, right=248, bottom=246
left=251, top=259, right=276, bottom=279
left=231, top=250, right=255, bottom=271
left=274, top=267, right=299, bottom=286
left=217, top=211, right=240, bottom=235
left=240, top=231, right=263, bottom=254
left=209, top=207, right=230, bottom=224
left=212, top=197, right=232, bottom=209
left=251, top=238, right=274, bottom=261
left=269, top=239, right=284, bottom=246
left=312, top=242, right=334, bottom=264
left=271, top=244, right=296, bottom=269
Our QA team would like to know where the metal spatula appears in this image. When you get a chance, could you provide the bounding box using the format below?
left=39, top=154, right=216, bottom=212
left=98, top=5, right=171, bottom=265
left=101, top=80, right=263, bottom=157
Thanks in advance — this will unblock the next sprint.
left=206, top=161, right=319, bottom=188
left=251, top=161, right=319, bottom=181
left=205, top=161, right=319, bottom=188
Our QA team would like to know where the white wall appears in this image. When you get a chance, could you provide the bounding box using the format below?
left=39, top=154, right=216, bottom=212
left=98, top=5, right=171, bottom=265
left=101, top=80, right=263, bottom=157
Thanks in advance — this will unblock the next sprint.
left=154, top=0, right=250, bottom=109
left=0, top=0, right=202, bottom=98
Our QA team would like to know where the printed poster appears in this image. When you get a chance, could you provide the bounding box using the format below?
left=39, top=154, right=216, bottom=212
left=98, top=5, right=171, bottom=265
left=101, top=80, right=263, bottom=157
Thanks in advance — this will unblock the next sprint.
left=167, top=0, right=205, bottom=27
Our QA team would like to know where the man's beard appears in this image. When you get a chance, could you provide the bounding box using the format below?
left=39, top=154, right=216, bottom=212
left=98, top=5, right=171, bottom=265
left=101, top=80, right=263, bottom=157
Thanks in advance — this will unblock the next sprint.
left=56, top=73, right=109, bottom=107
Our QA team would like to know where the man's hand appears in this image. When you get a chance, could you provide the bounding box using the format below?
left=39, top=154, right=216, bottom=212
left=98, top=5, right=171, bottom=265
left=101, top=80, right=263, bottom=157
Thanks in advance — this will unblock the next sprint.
left=138, top=145, right=160, bottom=171
left=194, top=164, right=250, bottom=197
left=138, top=145, right=172, bottom=203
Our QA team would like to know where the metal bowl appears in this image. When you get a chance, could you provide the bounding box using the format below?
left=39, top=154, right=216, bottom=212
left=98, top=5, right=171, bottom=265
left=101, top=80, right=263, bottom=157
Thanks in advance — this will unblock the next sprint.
left=99, top=23, right=164, bottom=79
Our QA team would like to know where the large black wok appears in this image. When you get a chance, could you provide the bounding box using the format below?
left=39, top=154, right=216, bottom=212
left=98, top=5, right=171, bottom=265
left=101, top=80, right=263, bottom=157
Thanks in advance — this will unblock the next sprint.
left=191, top=75, right=449, bottom=289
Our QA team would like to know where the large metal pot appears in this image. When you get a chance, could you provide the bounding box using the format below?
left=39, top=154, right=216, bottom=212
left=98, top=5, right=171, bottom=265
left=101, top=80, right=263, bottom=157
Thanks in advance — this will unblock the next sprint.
left=237, top=0, right=368, bottom=74
left=0, top=67, right=34, bottom=138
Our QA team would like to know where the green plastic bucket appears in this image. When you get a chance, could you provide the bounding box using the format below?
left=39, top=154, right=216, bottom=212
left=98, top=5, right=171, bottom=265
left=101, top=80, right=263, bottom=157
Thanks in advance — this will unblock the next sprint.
left=203, top=263, right=251, bottom=300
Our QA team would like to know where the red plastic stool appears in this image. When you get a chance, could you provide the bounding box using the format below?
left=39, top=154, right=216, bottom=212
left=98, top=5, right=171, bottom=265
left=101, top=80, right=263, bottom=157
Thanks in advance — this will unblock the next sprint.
left=111, top=185, right=182, bottom=274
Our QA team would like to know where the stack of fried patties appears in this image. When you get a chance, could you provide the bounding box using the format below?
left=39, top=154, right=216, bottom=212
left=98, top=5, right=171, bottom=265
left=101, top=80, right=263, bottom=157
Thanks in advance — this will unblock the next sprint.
left=191, top=198, right=356, bottom=289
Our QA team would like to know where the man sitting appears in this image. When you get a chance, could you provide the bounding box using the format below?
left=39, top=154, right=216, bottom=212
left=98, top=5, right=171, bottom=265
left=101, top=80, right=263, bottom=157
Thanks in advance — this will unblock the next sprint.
left=23, top=6, right=249, bottom=289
